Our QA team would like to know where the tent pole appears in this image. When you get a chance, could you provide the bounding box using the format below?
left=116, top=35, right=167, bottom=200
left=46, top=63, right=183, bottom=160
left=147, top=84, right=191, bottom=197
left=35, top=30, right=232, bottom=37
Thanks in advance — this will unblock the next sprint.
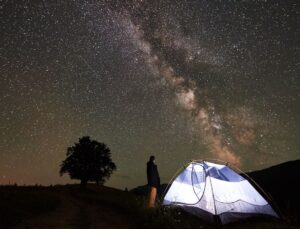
left=207, top=165, right=220, bottom=224
left=228, top=163, right=282, bottom=219
left=160, top=161, right=191, bottom=203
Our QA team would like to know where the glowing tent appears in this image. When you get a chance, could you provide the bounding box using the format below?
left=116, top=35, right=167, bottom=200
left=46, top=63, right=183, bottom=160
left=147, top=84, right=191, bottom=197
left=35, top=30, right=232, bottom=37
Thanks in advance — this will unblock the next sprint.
left=163, top=161, right=278, bottom=224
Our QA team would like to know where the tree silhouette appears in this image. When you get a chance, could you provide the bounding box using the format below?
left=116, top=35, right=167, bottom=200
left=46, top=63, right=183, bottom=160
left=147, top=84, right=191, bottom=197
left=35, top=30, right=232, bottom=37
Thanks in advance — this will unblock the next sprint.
left=60, top=136, right=116, bottom=187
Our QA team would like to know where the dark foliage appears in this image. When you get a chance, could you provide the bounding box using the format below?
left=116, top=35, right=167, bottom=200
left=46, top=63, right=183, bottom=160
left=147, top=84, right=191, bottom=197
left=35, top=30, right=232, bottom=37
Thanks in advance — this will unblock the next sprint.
left=60, top=136, right=116, bottom=186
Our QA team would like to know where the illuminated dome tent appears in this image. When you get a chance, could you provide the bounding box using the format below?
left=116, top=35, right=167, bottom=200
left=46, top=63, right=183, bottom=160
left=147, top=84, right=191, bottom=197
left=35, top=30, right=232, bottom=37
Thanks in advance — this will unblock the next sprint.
left=163, top=160, right=278, bottom=224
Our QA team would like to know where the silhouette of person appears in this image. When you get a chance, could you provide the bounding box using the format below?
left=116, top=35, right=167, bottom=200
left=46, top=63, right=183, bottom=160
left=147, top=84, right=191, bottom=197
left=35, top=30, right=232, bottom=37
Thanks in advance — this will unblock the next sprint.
left=147, top=155, right=160, bottom=208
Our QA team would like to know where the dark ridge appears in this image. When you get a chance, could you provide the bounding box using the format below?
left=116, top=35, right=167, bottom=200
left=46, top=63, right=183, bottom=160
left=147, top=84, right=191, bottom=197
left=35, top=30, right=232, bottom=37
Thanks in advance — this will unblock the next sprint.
left=246, top=160, right=300, bottom=224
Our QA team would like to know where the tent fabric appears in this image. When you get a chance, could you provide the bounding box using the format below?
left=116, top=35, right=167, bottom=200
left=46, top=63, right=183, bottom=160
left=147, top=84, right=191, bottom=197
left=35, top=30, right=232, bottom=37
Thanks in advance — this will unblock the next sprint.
left=163, top=161, right=278, bottom=224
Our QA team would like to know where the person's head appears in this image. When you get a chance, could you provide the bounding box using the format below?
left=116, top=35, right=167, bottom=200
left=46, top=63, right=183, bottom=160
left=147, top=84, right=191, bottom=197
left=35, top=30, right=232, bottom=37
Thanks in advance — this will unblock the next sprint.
left=149, top=155, right=155, bottom=162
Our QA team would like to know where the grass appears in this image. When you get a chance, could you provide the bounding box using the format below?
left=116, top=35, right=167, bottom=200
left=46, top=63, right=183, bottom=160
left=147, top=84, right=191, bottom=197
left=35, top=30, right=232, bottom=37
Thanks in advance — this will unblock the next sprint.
left=127, top=192, right=299, bottom=229
left=0, top=184, right=298, bottom=229
left=0, top=185, right=61, bottom=228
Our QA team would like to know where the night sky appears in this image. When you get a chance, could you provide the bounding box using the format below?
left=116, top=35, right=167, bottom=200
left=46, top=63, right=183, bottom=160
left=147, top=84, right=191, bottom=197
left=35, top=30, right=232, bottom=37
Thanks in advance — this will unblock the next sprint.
left=1, top=0, right=299, bottom=189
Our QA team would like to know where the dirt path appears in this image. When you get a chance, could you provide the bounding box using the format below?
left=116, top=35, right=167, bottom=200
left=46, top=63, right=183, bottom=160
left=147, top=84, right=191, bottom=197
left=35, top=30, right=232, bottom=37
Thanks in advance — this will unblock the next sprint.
left=14, top=188, right=139, bottom=229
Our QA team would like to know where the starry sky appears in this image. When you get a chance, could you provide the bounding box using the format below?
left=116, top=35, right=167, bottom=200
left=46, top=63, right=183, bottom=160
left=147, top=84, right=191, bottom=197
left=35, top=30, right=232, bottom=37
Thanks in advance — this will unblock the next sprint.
left=1, top=0, right=299, bottom=189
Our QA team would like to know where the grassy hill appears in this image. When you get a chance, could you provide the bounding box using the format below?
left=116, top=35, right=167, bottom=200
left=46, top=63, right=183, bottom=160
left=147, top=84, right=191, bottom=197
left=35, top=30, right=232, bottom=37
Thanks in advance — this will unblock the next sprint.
left=0, top=185, right=61, bottom=228
left=1, top=160, right=299, bottom=228
left=0, top=185, right=140, bottom=229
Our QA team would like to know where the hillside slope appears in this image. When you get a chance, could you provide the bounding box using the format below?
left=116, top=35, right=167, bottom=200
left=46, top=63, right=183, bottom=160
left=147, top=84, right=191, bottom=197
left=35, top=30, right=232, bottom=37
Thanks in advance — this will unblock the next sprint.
left=0, top=185, right=139, bottom=229
left=247, top=160, right=300, bottom=224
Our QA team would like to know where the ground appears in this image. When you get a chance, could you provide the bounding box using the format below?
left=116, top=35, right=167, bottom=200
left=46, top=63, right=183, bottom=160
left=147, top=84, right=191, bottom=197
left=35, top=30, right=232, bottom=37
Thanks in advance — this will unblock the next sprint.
left=13, top=186, right=138, bottom=229
left=0, top=185, right=140, bottom=229
left=0, top=183, right=298, bottom=229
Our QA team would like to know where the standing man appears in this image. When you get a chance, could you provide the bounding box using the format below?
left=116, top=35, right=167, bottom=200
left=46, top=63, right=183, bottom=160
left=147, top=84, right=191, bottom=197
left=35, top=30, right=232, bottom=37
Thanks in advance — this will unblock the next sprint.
left=147, top=155, right=160, bottom=208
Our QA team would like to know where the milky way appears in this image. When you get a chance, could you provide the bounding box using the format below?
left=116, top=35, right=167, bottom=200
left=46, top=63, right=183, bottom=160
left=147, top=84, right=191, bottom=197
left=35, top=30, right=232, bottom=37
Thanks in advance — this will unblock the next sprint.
left=1, top=0, right=299, bottom=188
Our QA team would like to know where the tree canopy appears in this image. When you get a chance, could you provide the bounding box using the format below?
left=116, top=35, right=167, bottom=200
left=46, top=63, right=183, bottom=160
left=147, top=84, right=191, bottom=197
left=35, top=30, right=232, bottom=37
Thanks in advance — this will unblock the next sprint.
left=60, top=136, right=116, bottom=186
